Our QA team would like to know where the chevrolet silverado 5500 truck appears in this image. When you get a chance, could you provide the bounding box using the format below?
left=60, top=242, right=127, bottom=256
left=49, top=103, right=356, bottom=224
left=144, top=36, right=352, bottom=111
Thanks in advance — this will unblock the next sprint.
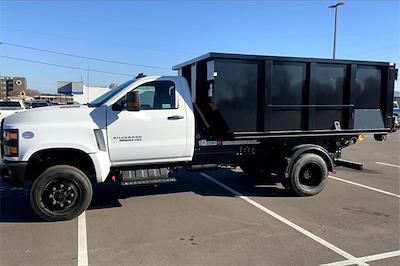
left=0, top=53, right=397, bottom=221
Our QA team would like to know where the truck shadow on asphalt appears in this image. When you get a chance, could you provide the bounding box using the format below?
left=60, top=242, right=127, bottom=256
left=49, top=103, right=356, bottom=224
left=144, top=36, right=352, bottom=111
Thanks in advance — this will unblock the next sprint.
left=0, top=169, right=293, bottom=223
left=0, top=182, right=42, bottom=222
left=335, top=166, right=382, bottom=175
left=88, top=169, right=294, bottom=211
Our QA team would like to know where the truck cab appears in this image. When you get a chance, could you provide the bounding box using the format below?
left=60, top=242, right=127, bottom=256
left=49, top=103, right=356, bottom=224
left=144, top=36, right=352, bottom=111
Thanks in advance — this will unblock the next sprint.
left=1, top=75, right=195, bottom=221
left=99, top=76, right=195, bottom=165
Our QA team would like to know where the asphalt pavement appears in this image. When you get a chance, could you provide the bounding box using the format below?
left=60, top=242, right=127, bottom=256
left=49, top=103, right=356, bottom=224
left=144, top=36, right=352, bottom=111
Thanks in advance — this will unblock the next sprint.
left=1, top=132, right=399, bottom=265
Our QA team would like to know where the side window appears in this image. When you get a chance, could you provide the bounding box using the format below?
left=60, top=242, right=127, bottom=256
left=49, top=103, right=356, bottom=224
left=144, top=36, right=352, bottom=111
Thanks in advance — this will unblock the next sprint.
left=136, top=80, right=176, bottom=110
left=136, top=86, right=155, bottom=109
left=116, top=80, right=176, bottom=110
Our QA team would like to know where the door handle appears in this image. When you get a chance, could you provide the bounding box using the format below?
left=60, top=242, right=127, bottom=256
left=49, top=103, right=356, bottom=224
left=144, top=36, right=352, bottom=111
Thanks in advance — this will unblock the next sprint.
left=168, top=115, right=184, bottom=120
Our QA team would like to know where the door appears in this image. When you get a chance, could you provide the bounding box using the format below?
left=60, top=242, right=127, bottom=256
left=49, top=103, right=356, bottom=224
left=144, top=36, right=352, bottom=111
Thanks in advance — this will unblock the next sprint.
left=106, top=79, right=187, bottom=163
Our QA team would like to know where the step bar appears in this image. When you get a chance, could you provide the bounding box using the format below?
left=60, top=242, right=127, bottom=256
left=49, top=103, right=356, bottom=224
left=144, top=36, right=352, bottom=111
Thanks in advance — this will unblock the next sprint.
left=121, top=167, right=176, bottom=186
left=334, top=159, right=363, bottom=170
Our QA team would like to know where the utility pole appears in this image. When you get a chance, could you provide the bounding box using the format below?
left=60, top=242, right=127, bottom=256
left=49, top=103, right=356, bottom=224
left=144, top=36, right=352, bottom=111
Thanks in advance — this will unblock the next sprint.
left=87, top=66, right=90, bottom=103
left=329, top=2, right=345, bottom=60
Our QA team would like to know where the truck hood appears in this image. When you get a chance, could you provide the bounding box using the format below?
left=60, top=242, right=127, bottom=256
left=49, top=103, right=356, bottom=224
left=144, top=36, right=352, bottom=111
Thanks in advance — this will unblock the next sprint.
left=3, top=105, right=107, bottom=129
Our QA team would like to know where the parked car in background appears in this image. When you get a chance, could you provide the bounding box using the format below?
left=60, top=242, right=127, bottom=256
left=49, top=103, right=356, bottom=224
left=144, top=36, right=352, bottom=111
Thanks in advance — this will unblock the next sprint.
left=393, top=101, right=400, bottom=128
left=31, top=101, right=51, bottom=108
left=26, top=100, right=53, bottom=109
left=0, top=100, right=27, bottom=122
left=65, top=101, right=80, bottom=105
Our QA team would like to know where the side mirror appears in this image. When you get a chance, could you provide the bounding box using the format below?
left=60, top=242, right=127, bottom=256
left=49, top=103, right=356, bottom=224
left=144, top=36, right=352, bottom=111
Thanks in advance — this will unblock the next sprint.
left=126, top=91, right=140, bottom=111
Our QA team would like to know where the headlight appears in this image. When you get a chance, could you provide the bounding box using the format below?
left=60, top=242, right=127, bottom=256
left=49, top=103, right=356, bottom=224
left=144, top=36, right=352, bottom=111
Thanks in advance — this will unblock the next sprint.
left=3, top=145, right=18, bottom=156
left=3, top=130, right=18, bottom=142
left=1, top=129, right=19, bottom=157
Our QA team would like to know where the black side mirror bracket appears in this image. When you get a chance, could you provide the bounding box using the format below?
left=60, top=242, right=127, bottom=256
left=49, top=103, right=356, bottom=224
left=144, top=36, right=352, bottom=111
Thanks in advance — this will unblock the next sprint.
left=112, top=102, right=123, bottom=111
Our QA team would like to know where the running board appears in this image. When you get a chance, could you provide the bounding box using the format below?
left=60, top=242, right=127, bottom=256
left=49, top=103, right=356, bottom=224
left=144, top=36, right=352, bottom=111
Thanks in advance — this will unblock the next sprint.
left=334, top=159, right=363, bottom=170
left=186, top=164, right=218, bottom=171
left=121, top=168, right=176, bottom=186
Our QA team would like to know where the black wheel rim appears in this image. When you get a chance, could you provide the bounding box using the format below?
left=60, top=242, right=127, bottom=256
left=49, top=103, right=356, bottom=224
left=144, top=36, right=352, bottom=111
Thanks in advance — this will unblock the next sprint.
left=298, top=163, right=322, bottom=190
left=41, top=178, right=81, bottom=212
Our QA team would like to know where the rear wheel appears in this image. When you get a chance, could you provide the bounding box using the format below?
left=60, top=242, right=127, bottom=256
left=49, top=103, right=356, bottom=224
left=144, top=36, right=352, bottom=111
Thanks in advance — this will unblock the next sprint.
left=30, top=165, right=92, bottom=221
left=289, top=153, right=328, bottom=196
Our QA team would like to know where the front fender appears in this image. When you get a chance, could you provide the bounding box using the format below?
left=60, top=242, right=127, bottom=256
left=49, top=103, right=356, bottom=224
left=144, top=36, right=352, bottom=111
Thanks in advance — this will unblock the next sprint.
left=21, top=143, right=97, bottom=162
left=6, top=123, right=101, bottom=162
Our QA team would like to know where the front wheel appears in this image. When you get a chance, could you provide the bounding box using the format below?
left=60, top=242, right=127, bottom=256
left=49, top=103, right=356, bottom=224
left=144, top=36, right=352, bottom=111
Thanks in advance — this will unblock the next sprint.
left=30, top=165, right=93, bottom=221
left=289, top=153, right=328, bottom=196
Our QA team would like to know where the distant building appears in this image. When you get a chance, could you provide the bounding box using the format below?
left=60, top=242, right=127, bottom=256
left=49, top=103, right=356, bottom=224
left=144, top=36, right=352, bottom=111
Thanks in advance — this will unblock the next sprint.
left=74, top=86, right=111, bottom=104
left=57, top=81, right=114, bottom=104
left=0, top=76, right=29, bottom=99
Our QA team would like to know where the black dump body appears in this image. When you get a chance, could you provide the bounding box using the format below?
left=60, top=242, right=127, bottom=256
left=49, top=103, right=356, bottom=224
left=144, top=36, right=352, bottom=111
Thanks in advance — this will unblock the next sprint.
left=174, top=53, right=397, bottom=140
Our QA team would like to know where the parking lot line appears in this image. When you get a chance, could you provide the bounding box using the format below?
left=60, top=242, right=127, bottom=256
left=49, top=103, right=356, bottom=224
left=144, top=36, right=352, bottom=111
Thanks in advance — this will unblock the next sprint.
left=78, top=212, right=88, bottom=266
left=376, top=162, right=400, bottom=169
left=321, top=250, right=400, bottom=266
left=329, top=175, right=400, bottom=198
left=200, top=172, right=367, bottom=266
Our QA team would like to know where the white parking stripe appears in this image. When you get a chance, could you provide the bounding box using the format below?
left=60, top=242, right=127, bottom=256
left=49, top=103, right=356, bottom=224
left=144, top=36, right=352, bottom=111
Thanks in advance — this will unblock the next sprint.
left=329, top=175, right=400, bottom=198
left=376, top=162, right=400, bottom=168
left=200, top=172, right=367, bottom=266
left=321, top=250, right=400, bottom=266
left=78, top=212, right=88, bottom=266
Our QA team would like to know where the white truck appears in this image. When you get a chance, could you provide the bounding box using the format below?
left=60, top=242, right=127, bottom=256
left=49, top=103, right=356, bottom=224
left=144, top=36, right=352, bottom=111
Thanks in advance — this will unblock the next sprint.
left=0, top=53, right=396, bottom=221
left=0, top=100, right=27, bottom=122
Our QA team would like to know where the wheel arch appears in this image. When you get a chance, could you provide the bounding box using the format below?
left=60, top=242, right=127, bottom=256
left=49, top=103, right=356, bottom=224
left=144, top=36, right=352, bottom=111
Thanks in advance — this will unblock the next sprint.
left=25, top=148, right=96, bottom=182
left=286, top=144, right=334, bottom=176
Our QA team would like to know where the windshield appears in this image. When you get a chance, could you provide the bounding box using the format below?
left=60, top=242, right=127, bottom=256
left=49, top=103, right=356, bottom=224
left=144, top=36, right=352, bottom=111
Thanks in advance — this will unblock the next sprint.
left=89, top=79, right=135, bottom=107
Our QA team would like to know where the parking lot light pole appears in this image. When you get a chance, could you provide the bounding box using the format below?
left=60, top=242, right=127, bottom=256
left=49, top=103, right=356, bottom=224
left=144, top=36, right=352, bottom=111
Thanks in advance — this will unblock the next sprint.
left=329, top=2, right=345, bottom=60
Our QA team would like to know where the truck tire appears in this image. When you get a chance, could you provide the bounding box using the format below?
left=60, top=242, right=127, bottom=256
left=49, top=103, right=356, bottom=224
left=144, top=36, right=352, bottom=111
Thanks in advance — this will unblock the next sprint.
left=289, top=153, right=328, bottom=196
left=30, top=165, right=93, bottom=221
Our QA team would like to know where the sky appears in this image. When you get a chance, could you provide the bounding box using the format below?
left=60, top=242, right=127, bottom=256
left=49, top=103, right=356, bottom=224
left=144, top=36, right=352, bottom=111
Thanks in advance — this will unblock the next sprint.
left=0, top=0, right=399, bottom=93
